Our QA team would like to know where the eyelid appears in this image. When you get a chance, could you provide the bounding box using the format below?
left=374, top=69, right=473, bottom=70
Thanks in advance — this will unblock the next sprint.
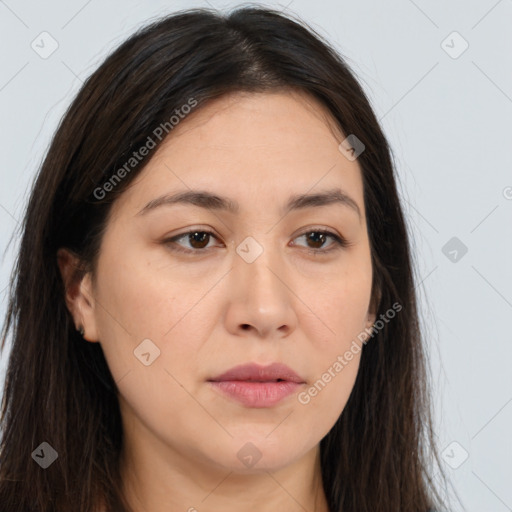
left=163, top=227, right=223, bottom=254
left=162, top=226, right=350, bottom=254
left=292, top=227, right=351, bottom=252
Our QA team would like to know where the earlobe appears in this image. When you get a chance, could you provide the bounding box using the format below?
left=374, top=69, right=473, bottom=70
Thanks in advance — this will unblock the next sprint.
left=362, top=294, right=379, bottom=342
left=78, top=273, right=100, bottom=342
left=364, top=313, right=377, bottom=341
left=56, top=248, right=99, bottom=342
left=367, top=286, right=381, bottom=329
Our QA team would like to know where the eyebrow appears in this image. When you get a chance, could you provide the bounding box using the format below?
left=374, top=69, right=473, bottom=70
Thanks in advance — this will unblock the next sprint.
left=136, top=187, right=362, bottom=220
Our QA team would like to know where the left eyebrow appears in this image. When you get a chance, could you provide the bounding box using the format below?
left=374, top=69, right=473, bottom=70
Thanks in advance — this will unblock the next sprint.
left=136, top=187, right=362, bottom=221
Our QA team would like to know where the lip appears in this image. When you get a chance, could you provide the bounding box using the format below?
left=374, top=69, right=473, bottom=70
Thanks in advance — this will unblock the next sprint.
left=208, top=363, right=306, bottom=408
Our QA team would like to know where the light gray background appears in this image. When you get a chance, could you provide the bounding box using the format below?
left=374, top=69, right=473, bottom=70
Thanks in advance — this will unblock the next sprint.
left=1, top=1, right=511, bottom=510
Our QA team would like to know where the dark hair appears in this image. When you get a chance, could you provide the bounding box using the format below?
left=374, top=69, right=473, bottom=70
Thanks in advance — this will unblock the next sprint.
left=0, top=5, right=448, bottom=511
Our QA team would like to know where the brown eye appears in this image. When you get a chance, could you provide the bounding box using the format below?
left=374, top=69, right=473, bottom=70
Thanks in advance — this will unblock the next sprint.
left=164, top=228, right=349, bottom=255
left=305, top=231, right=327, bottom=249
left=186, top=231, right=211, bottom=249
left=164, top=230, right=220, bottom=253
left=292, top=230, right=348, bottom=253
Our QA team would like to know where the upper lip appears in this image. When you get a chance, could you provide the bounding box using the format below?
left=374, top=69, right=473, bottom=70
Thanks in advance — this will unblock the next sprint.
left=208, top=362, right=305, bottom=383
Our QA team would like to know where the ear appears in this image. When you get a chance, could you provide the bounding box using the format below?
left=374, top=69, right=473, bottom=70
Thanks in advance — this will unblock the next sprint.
left=363, top=286, right=381, bottom=338
left=365, top=309, right=377, bottom=330
left=57, top=248, right=100, bottom=342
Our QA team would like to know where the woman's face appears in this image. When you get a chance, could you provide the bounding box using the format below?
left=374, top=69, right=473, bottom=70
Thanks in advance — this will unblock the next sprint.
left=75, top=91, right=376, bottom=474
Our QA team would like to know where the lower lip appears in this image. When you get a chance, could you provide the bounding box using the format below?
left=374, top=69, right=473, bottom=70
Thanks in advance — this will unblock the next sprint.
left=208, top=380, right=303, bottom=408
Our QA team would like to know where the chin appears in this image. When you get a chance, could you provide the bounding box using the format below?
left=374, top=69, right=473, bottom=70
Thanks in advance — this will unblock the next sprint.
left=211, top=435, right=312, bottom=473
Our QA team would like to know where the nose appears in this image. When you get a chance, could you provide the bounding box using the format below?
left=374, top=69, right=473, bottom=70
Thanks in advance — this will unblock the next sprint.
left=224, top=238, right=299, bottom=339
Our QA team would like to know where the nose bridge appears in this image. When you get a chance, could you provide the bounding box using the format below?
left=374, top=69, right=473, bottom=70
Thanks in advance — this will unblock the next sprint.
left=234, top=233, right=286, bottom=301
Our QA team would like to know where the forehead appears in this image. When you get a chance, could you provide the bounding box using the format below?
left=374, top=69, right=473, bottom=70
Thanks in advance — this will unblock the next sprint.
left=166, top=89, right=346, bottom=151
left=111, top=90, right=364, bottom=219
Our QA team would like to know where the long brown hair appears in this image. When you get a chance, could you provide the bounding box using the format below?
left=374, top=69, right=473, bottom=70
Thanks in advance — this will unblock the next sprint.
left=0, top=6, right=448, bottom=511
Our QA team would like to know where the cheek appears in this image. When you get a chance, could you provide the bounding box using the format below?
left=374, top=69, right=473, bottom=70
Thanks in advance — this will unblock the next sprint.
left=95, top=239, right=205, bottom=338
left=92, top=252, right=204, bottom=433
left=303, top=259, right=372, bottom=345
left=297, top=349, right=361, bottom=440
left=91, top=247, right=191, bottom=380
left=296, top=256, right=371, bottom=414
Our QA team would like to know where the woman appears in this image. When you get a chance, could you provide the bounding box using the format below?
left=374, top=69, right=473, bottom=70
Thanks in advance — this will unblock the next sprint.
left=0, top=6, right=448, bottom=511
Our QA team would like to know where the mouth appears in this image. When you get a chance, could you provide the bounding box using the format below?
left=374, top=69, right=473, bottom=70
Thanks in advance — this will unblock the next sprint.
left=208, top=362, right=305, bottom=384
left=207, top=362, right=305, bottom=408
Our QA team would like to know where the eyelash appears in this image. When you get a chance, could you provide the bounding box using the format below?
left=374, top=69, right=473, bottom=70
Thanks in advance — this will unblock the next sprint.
left=163, top=228, right=350, bottom=255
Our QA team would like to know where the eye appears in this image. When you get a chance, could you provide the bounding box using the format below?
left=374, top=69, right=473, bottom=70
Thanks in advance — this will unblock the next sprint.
left=291, top=229, right=350, bottom=254
left=163, top=228, right=350, bottom=255
left=164, top=230, right=221, bottom=254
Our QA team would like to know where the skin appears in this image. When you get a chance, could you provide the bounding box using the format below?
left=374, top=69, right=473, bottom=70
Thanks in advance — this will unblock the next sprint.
left=58, top=90, right=377, bottom=512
